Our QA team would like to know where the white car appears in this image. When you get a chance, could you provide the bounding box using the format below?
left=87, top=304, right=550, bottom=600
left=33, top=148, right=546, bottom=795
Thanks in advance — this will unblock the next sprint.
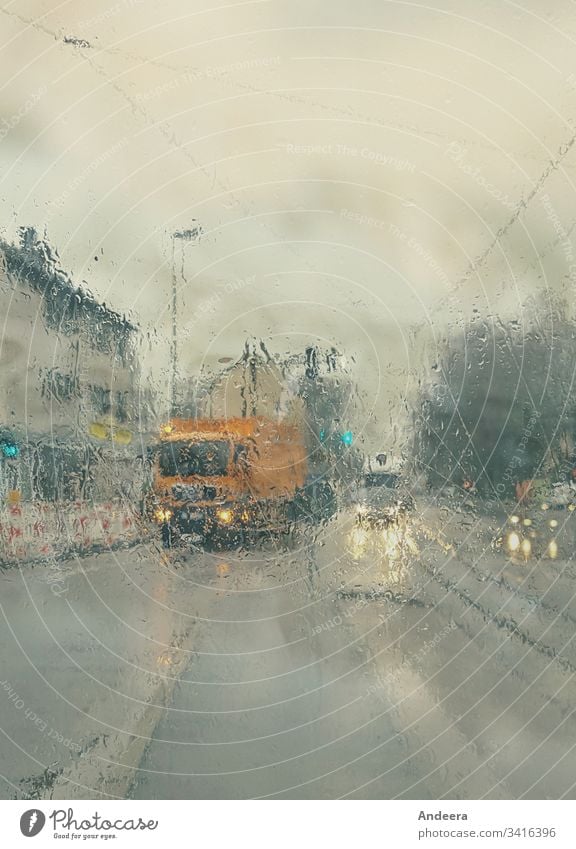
left=355, top=472, right=414, bottom=527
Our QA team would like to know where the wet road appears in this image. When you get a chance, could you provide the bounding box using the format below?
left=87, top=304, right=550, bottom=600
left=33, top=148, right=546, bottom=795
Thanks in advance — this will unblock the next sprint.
left=2, top=504, right=576, bottom=799
left=130, top=508, right=576, bottom=799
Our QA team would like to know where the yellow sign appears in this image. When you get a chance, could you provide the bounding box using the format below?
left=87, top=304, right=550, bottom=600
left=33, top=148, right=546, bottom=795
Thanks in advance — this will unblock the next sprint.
left=89, top=422, right=108, bottom=440
left=113, top=428, right=132, bottom=445
left=89, top=422, right=132, bottom=445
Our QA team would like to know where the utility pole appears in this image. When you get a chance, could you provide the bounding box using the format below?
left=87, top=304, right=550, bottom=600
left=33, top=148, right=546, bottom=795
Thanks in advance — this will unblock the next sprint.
left=170, top=225, right=202, bottom=416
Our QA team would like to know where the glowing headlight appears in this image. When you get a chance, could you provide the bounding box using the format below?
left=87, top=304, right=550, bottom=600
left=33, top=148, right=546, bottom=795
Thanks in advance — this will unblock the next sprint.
left=549, top=519, right=558, bottom=529
left=541, top=502, right=549, bottom=511
left=569, top=503, right=576, bottom=512
left=216, top=508, right=233, bottom=525
left=548, top=539, right=558, bottom=559
left=347, top=527, right=368, bottom=559
left=154, top=508, right=172, bottom=523
left=522, top=518, right=532, bottom=527
left=509, top=515, right=520, bottom=524
left=507, top=531, right=521, bottom=553
left=520, top=538, right=532, bottom=558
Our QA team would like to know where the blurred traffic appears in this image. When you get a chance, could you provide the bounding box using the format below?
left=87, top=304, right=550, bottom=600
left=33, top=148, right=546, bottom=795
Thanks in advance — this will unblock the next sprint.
left=4, top=230, right=576, bottom=801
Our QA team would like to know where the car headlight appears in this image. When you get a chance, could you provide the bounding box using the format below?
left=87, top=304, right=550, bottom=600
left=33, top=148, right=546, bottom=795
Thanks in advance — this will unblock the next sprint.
left=549, top=519, right=558, bottom=529
left=506, top=531, right=521, bottom=553
left=216, top=508, right=233, bottom=525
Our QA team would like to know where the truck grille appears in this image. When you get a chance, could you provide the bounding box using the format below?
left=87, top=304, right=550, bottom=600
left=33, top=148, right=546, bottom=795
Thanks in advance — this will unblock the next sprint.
left=172, top=484, right=202, bottom=501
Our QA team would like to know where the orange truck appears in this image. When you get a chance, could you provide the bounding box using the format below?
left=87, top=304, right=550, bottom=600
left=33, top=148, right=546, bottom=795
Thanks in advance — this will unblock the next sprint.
left=147, top=416, right=312, bottom=546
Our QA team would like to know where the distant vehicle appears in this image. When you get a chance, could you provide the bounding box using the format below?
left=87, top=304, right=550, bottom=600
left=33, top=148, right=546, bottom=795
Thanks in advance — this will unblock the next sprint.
left=512, top=477, right=576, bottom=510
left=147, top=417, right=334, bottom=547
left=354, top=471, right=414, bottom=528
left=499, top=507, right=567, bottom=560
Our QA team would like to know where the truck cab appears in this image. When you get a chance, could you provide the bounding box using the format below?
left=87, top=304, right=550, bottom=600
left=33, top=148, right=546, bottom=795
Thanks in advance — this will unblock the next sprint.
left=147, top=417, right=308, bottom=547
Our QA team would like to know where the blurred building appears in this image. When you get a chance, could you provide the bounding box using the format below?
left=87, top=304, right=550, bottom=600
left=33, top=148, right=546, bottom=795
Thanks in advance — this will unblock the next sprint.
left=0, top=228, right=145, bottom=505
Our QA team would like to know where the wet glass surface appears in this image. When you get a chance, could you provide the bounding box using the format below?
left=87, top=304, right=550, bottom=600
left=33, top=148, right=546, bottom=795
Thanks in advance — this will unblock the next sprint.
left=2, top=0, right=576, bottom=802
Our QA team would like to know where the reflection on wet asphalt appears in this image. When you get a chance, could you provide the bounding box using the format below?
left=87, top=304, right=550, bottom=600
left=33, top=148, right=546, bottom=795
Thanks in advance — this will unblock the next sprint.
left=131, top=512, right=576, bottom=799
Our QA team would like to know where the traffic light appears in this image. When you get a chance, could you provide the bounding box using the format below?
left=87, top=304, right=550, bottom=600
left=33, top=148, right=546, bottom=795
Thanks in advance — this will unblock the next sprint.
left=340, top=431, right=353, bottom=446
left=0, top=437, right=19, bottom=458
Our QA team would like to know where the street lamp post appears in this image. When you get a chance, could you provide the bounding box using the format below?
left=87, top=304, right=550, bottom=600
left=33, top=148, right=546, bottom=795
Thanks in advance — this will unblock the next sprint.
left=170, top=225, right=202, bottom=416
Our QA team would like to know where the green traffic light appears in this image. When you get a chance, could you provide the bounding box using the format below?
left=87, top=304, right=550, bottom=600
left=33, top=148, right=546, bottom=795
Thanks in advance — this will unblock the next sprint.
left=341, top=431, right=353, bottom=446
left=1, top=441, right=19, bottom=458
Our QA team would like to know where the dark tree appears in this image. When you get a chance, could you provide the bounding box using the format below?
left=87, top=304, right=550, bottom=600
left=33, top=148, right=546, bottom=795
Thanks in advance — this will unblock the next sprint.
left=414, top=294, right=576, bottom=494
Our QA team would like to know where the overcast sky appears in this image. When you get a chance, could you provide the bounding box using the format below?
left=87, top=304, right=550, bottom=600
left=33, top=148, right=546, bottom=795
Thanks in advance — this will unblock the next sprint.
left=3, top=0, right=576, bottom=448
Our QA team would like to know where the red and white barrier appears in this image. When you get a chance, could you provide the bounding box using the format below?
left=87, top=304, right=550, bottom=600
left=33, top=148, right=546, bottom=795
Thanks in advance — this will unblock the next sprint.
left=0, top=501, right=146, bottom=565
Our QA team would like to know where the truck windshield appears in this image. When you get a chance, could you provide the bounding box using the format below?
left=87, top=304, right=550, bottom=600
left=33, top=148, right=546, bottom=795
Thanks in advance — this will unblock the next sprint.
left=158, top=440, right=230, bottom=477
